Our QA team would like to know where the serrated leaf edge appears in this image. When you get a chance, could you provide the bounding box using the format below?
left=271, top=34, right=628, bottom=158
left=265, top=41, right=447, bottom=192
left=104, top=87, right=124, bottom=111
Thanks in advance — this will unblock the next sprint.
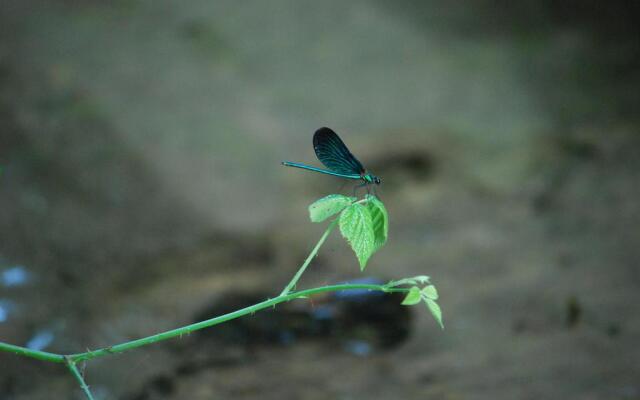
left=339, top=203, right=376, bottom=270
left=308, top=194, right=356, bottom=223
left=424, top=298, right=444, bottom=329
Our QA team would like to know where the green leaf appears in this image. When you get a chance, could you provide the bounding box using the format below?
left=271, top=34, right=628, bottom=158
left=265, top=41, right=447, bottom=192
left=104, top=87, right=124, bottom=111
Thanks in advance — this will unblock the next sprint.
left=413, top=275, right=431, bottom=284
left=385, top=275, right=431, bottom=288
left=425, top=298, right=444, bottom=329
left=365, top=195, right=388, bottom=251
left=339, top=203, right=375, bottom=270
left=308, top=194, right=356, bottom=223
left=401, top=286, right=422, bottom=305
left=421, top=285, right=439, bottom=300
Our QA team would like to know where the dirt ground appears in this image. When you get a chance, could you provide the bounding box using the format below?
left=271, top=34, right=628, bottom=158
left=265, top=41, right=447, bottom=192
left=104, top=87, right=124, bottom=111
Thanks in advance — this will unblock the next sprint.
left=1, top=1, right=639, bottom=399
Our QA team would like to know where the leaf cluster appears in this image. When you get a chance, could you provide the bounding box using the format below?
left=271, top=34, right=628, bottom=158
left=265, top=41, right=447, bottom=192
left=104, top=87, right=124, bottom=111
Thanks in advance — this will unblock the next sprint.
left=386, top=276, right=443, bottom=329
left=309, top=194, right=388, bottom=270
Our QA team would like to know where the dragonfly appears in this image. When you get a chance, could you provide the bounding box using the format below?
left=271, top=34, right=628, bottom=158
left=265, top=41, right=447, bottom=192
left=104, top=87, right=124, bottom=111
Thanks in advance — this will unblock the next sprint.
left=282, top=127, right=381, bottom=190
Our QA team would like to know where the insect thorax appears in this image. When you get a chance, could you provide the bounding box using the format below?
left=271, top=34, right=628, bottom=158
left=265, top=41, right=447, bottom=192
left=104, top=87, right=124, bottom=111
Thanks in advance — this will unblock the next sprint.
left=363, top=174, right=381, bottom=185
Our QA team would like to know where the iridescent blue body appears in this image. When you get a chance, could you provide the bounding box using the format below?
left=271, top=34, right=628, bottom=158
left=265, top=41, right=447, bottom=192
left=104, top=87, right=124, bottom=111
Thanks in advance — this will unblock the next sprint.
left=282, top=127, right=381, bottom=185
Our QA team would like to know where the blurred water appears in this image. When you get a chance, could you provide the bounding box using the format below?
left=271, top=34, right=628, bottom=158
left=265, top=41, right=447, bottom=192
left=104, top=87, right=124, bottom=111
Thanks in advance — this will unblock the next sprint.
left=25, top=329, right=55, bottom=351
left=1, top=265, right=29, bottom=287
left=343, top=340, right=372, bottom=357
left=0, top=299, right=15, bottom=323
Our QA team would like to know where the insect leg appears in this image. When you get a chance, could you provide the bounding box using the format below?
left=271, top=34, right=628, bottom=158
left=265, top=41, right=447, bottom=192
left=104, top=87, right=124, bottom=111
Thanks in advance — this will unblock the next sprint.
left=352, top=182, right=367, bottom=197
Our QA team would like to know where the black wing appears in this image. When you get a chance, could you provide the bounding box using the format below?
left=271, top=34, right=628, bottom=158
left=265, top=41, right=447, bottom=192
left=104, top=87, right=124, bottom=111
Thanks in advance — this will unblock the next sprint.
left=313, top=127, right=365, bottom=175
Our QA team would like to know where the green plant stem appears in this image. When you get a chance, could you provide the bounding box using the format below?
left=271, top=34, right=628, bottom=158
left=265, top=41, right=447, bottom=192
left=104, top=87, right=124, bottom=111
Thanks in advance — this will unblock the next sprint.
left=279, top=217, right=339, bottom=296
left=0, top=341, right=65, bottom=363
left=65, top=357, right=95, bottom=400
left=0, top=283, right=408, bottom=400
left=0, top=283, right=406, bottom=364
left=68, top=283, right=401, bottom=362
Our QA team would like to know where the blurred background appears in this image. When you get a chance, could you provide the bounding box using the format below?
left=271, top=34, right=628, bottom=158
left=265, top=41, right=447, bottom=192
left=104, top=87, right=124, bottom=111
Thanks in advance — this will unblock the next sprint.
left=1, top=1, right=639, bottom=399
